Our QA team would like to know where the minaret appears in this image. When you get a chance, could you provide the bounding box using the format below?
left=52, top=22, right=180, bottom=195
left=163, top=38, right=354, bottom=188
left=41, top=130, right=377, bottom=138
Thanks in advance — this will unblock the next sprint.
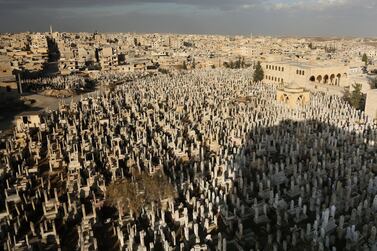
left=49, top=25, right=53, bottom=35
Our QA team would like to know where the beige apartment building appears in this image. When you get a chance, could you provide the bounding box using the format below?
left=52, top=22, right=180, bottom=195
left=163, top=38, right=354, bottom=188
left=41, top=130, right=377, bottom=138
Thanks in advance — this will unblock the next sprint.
left=97, top=47, right=118, bottom=71
left=262, top=61, right=349, bottom=86
left=0, top=55, right=18, bottom=94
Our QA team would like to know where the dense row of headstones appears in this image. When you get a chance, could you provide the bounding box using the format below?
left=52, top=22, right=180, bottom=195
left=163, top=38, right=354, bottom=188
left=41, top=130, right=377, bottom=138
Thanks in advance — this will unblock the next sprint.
left=20, top=75, right=92, bottom=92
left=94, top=71, right=159, bottom=90
left=1, top=69, right=377, bottom=250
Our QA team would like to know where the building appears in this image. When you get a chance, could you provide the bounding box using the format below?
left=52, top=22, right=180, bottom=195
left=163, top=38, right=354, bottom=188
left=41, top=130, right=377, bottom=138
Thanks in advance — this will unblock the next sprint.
left=96, top=47, right=118, bottom=71
left=262, top=61, right=349, bottom=86
left=0, top=55, right=18, bottom=95
left=276, top=83, right=310, bottom=108
left=28, top=33, right=48, bottom=54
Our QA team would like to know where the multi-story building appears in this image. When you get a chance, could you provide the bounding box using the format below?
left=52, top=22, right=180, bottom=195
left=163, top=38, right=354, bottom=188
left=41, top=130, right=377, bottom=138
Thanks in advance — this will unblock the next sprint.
left=262, top=60, right=350, bottom=86
left=96, top=47, right=118, bottom=71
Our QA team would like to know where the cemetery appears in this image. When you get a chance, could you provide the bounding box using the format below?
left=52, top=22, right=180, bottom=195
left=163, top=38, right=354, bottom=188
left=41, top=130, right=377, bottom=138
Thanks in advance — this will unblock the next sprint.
left=0, top=69, right=377, bottom=250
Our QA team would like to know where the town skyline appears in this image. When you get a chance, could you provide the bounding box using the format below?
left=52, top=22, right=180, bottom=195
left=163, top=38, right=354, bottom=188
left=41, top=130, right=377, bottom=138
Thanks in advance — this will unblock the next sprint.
left=0, top=0, right=377, bottom=36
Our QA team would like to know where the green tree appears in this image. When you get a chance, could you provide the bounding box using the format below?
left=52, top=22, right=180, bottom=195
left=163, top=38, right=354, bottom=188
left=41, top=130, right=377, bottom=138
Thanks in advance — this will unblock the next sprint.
left=241, top=57, right=246, bottom=68
left=362, top=53, right=368, bottom=66
left=235, top=57, right=241, bottom=69
left=182, top=61, right=188, bottom=70
left=253, top=61, right=264, bottom=83
left=345, top=83, right=364, bottom=110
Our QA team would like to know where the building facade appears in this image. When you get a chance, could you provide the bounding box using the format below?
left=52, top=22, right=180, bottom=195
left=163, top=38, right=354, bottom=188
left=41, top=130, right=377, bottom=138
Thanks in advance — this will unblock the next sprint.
left=262, top=61, right=350, bottom=86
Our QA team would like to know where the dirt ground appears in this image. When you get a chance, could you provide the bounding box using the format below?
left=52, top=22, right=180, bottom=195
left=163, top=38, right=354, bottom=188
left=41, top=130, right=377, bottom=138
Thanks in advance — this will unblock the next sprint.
left=0, top=89, right=102, bottom=134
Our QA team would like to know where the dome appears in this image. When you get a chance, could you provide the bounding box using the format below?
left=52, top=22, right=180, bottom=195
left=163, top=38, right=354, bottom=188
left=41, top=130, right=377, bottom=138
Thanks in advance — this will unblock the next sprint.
left=284, top=82, right=304, bottom=93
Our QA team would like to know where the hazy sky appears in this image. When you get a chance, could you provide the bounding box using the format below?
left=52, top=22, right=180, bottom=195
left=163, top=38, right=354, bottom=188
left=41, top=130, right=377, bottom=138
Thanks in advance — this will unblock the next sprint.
left=0, top=0, right=376, bottom=36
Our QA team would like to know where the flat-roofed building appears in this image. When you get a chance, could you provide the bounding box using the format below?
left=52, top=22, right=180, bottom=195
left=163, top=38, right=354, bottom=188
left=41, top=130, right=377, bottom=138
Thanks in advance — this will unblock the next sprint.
left=262, top=61, right=349, bottom=86
left=0, top=55, right=18, bottom=95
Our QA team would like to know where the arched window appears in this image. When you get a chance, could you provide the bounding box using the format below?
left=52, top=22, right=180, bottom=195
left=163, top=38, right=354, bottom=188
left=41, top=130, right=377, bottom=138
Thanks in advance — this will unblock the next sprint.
left=280, top=94, right=289, bottom=103
left=297, top=95, right=304, bottom=106
left=317, top=75, right=322, bottom=83
left=330, top=74, right=335, bottom=84
left=324, top=75, right=329, bottom=84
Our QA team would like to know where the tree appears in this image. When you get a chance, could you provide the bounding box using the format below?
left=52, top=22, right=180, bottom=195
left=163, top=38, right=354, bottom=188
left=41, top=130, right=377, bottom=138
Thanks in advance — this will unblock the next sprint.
left=182, top=61, right=188, bottom=70
left=362, top=53, right=368, bottom=66
left=107, top=171, right=176, bottom=216
left=253, top=61, right=264, bottom=83
left=235, top=57, right=241, bottom=69
left=345, top=83, right=364, bottom=110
